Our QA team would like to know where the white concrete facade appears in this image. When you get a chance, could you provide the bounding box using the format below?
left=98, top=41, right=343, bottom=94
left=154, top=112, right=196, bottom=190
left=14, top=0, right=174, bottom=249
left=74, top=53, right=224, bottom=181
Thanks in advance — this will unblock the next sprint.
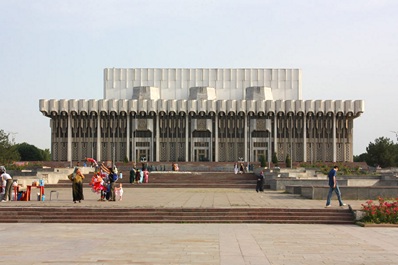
left=104, top=68, right=302, bottom=101
left=40, top=68, right=364, bottom=164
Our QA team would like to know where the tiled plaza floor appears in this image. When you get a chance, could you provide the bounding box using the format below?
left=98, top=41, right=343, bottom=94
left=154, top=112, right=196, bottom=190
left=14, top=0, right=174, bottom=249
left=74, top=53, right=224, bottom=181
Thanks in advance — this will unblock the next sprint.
left=1, top=187, right=396, bottom=265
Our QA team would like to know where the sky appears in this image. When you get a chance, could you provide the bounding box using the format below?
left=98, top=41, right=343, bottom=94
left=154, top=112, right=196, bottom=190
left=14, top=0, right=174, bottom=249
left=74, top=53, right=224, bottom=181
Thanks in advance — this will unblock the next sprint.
left=0, top=0, right=397, bottom=156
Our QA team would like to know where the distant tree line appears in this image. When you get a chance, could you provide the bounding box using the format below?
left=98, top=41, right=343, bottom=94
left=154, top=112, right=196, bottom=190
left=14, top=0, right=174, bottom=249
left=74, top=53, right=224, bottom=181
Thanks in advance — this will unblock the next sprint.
left=0, top=129, right=50, bottom=164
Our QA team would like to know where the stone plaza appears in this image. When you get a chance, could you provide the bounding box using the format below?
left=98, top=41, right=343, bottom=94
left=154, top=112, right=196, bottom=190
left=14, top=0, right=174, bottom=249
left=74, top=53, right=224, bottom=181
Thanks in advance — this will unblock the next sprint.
left=1, top=186, right=398, bottom=265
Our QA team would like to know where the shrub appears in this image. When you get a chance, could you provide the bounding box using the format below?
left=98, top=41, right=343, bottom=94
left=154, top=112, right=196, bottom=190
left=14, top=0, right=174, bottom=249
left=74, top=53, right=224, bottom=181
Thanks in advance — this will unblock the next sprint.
left=285, top=154, right=291, bottom=168
left=272, top=152, right=278, bottom=166
left=361, top=197, right=398, bottom=224
left=259, top=155, right=266, bottom=167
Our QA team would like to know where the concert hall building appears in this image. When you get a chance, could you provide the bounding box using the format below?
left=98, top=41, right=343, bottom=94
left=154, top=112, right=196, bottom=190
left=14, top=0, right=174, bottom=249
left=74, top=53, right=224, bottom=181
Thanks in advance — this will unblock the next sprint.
left=39, top=68, right=364, bottom=164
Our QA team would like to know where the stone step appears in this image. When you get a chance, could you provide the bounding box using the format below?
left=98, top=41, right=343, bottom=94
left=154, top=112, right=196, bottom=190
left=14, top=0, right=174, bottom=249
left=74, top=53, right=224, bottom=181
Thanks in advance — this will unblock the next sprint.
left=0, top=207, right=355, bottom=224
left=49, top=172, right=258, bottom=189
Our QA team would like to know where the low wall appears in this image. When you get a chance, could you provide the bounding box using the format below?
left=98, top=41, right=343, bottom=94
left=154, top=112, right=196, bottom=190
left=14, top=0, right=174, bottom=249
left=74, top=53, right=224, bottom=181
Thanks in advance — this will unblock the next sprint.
left=269, top=179, right=349, bottom=191
left=294, top=186, right=398, bottom=200
left=267, top=174, right=392, bottom=191
left=11, top=167, right=93, bottom=188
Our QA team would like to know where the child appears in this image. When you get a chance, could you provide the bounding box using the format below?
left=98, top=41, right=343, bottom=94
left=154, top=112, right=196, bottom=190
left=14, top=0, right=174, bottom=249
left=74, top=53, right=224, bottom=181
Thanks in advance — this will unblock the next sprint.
left=143, top=169, right=149, bottom=183
left=115, top=183, right=124, bottom=201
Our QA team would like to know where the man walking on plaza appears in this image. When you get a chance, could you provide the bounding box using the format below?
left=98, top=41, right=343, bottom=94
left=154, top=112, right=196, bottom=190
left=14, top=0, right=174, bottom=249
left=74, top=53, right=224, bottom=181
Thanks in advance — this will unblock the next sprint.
left=325, top=165, right=346, bottom=208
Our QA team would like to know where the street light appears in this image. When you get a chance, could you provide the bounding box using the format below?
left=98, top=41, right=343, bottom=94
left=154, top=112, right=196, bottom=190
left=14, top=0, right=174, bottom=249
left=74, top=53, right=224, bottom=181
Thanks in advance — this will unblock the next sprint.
left=391, top=131, right=398, bottom=142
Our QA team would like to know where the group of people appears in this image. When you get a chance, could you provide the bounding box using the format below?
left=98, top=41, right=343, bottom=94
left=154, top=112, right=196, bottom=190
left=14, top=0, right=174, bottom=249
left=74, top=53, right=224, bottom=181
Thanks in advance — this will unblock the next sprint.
left=68, top=158, right=154, bottom=203
left=88, top=164, right=124, bottom=202
left=68, top=158, right=125, bottom=203
left=234, top=162, right=252, bottom=174
left=129, top=164, right=149, bottom=184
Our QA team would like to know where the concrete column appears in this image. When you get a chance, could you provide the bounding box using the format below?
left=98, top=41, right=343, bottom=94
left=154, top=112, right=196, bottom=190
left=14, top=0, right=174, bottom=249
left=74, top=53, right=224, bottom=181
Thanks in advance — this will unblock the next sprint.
left=185, top=115, right=189, bottom=162
left=274, top=115, right=278, bottom=155
left=96, top=116, right=101, bottom=162
left=126, top=115, right=130, bottom=161
left=303, top=115, right=307, bottom=162
left=215, top=115, right=219, bottom=162
left=244, top=115, right=248, bottom=161
left=209, top=118, right=213, bottom=162
left=132, top=118, right=135, bottom=162
left=67, top=114, right=72, bottom=164
left=156, top=115, right=160, bottom=162
left=333, top=114, right=336, bottom=162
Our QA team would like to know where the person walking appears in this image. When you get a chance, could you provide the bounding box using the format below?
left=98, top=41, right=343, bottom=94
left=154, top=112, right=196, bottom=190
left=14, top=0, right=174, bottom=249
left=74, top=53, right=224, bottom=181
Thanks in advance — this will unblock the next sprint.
left=1, top=166, right=13, bottom=202
left=68, top=167, right=85, bottom=203
left=256, top=170, right=264, bottom=192
left=325, top=166, right=346, bottom=208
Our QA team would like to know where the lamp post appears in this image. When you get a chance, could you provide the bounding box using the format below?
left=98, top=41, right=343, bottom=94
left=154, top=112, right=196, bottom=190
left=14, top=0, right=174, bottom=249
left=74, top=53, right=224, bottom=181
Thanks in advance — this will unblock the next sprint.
left=391, top=131, right=398, bottom=142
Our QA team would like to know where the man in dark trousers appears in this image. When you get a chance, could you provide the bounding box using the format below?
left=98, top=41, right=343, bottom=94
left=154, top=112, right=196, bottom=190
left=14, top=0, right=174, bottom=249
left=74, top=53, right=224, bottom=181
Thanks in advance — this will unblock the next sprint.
left=325, top=166, right=346, bottom=208
left=129, top=167, right=136, bottom=184
left=108, top=167, right=118, bottom=201
left=256, top=170, right=264, bottom=192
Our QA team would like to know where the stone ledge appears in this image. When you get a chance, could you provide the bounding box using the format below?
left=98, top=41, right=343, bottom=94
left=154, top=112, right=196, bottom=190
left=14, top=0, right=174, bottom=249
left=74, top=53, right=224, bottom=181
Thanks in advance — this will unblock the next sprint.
left=287, top=185, right=398, bottom=200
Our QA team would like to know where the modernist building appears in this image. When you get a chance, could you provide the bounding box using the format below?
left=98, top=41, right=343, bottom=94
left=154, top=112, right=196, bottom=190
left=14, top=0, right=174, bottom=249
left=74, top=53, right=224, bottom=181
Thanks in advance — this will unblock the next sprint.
left=39, top=68, right=364, bottom=164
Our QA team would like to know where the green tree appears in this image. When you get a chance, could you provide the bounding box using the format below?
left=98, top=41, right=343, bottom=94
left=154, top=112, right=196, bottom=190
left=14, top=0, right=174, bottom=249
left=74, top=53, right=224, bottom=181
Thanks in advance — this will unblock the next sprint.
left=40, top=149, right=51, bottom=161
left=285, top=154, right=291, bottom=168
left=272, top=152, right=278, bottom=166
left=16, top=142, right=50, bottom=161
left=0, top=129, right=20, bottom=164
left=365, top=137, right=398, bottom=168
left=259, top=155, right=266, bottom=167
left=354, top=153, right=368, bottom=163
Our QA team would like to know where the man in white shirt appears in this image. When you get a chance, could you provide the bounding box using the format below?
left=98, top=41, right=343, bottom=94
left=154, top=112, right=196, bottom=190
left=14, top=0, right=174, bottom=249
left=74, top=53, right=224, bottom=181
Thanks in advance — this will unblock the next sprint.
left=0, top=166, right=13, bottom=202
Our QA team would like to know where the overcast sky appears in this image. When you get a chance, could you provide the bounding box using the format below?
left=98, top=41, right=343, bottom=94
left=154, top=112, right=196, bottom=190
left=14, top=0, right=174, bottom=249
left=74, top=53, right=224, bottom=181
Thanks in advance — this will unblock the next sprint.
left=1, top=0, right=397, bottom=156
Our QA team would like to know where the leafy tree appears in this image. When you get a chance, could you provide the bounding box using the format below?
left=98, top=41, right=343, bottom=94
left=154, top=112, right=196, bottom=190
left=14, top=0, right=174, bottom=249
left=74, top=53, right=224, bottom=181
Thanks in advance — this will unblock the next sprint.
left=40, top=149, right=51, bottom=161
left=365, top=137, right=398, bottom=168
left=0, top=129, right=20, bottom=164
left=16, top=142, right=50, bottom=161
left=354, top=153, right=368, bottom=163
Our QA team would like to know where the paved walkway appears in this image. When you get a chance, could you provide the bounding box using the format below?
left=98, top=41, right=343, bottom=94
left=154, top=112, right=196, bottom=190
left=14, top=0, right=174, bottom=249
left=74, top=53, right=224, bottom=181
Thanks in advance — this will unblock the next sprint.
left=2, top=186, right=366, bottom=209
left=1, top=187, right=397, bottom=265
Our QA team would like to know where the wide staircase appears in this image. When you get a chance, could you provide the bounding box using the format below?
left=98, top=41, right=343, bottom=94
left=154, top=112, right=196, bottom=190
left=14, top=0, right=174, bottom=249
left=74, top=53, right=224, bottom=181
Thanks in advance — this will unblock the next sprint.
left=0, top=207, right=355, bottom=224
left=51, top=171, right=257, bottom=189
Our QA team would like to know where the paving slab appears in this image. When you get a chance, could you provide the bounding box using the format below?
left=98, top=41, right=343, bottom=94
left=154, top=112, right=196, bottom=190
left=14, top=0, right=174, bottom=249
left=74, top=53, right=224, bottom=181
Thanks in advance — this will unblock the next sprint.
left=1, top=223, right=398, bottom=264
left=1, top=186, right=366, bottom=210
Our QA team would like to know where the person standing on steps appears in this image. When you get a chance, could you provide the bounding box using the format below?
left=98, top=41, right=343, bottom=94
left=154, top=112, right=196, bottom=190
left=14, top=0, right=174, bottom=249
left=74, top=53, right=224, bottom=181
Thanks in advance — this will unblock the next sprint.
left=234, top=162, right=239, bottom=174
left=256, top=170, right=264, bottom=192
left=325, top=165, right=346, bottom=208
left=68, top=167, right=85, bottom=203
left=239, top=163, right=244, bottom=174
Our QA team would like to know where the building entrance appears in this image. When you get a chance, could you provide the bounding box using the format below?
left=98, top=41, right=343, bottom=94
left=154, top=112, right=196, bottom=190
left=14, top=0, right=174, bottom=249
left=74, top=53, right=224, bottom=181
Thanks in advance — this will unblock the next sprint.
left=136, top=148, right=150, bottom=162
